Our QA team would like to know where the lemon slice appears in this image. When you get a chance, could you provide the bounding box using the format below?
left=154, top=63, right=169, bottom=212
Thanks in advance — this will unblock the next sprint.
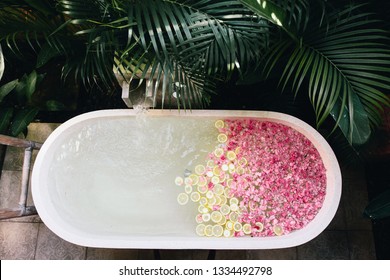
left=235, top=147, right=241, bottom=155
left=212, top=166, right=221, bottom=176
left=233, top=222, right=243, bottom=232
left=230, top=203, right=238, bottom=212
left=211, top=176, right=220, bottom=185
left=208, top=196, right=217, bottom=206
left=227, top=151, right=236, bottom=161
left=236, top=166, right=245, bottom=175
left=228, top=163, right=235, bottom=171
left=197, top=185, right=208, bottom=194
left=226, top=221, right=234, bottom=230
left=217, top=133, right=228, bottom=143
left=184, top=185, right=193, bottom=194
left=226, top=179, right=234, bottom=188
left=206, top=170, right=214, bottom=178
left=190, top=192, right=201, bottom=202
left=196, top=224, right=206, bottom=236
left=218, top=215, right=227, bottom=226
left=195, top=164, right=206, bottom=175
left=197, top=176, right=207, bottom=187
left=211, top=211, right=223, bottom=223
left=199, top=197, right=208, bottom=205
left=228, top=212, right=239, bottom=222
left=214, top=194, right=222, bottom=205
left=221, top=164, right=229, bottom=171
left=175, top=176, right=184, bottom=186
left=223, top=229, right=232, bottom=237
left=220, top=204, right=231, bottom=215
left=202, top=213, right=211, bottom=222
left=273, top=225, right=284, bottom=236
left=198, top=205, right=209, bottom=214
left=238, top=157, right=247, bottom=166
left=204, top=225, right=213, bottom=237
left=214, top=184, right=224, bottom=195
left=229, top=197, right=239, bottom=205
left=177, top=193, right=189, bottom=205
left=214, top=148, right=224, bottom=158
left=242, top=223, right=252, bottom=235
left=215, top=120, right=225, bottom=129
left=206, top=190, right=214, bottom=199
left=212, top=225, right=224, bottom=237
left=207, top=160, right=215, bottom=167
left=219, top=194, right=227, bottom=205
left=189, top=174, right=199, bottom=185
left=224, top=187, right=231, bottom=198
left=195, top=214, right=203, bottom=223
left=184, top=177, right=193, bottom=186
left=255, top=222, right=264, bottom=232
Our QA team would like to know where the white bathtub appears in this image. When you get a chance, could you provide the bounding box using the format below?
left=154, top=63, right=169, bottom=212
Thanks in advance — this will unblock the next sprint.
left=31, top=110, right=341, bottom=249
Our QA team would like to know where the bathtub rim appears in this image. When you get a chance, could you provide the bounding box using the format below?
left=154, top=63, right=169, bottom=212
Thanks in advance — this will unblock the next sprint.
left=31, top=109, right=342, bottom=249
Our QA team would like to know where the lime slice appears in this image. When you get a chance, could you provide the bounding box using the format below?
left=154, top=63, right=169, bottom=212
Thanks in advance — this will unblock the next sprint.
left=217, top=133, right=228, bottom=143
left=215, top=120, right=225, bottom=129
left=242, top=223, right=252, bottom=235
left=273, top=225, right=284, bottom=236
left=177, top=193, right=189, bottom=205
left=212, top=225, right=224, bottom=237
left=211, top=211, right=223, bottom=223
left=190, top=192, right=201, bottom=202
left=227, top=151, right=236, bottom=161
left=204, top=225, right=213, bottom=237
left=195, top=164, right=206, bottom=175
left=184, top=185, right=193, bottom=194
left=220, top=204, right=231, bottom=215
left=214, top=148, right=224, bottom=158
left=233, top=222, right=243, bottom=232
left=175, top=176, right=184, bottom=186
left=196, top=224, right=206, bottom=236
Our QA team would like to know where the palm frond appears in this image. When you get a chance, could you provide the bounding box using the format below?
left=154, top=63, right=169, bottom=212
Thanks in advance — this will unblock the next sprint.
left=258, top=4, right=390, bottom=145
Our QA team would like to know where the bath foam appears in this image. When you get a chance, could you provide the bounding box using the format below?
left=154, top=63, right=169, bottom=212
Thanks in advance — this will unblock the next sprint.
left=32, top=110, right=341, bottom=249
left=176, top=119, right=326, bottom=238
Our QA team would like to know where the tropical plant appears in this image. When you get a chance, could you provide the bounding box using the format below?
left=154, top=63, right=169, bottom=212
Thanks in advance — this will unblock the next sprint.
left=0, top=0, right=389, bottom=146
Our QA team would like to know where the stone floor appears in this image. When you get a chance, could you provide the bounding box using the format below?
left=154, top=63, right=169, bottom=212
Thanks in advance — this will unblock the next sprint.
left=0, top=123, right=376, bottom=260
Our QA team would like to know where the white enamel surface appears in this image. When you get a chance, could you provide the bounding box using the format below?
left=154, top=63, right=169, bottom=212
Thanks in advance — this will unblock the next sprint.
left=32, top=110, right=342, bottom=249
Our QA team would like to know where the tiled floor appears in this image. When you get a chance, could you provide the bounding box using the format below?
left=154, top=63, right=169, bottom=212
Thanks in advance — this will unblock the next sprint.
left=0, top=123, right=376, bottom=260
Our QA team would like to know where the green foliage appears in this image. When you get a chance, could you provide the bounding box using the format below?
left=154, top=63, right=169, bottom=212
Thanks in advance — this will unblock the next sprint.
left=0, top=0, right=389, bottom=145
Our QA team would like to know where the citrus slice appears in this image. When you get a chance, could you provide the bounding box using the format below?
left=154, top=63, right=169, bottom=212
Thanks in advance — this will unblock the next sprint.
left=184, top=185, right=192, bottom=194
left=220, top=204, right=231, bottom=215
left=206, top=170, right=214, bottom=178
left=233, top=222, right=243, bottom=232
left=273, top=225, right=284, bottom=236
left=230, top=203, right=238, bottom=212
left=221, top=164, right=229, bottom=171
left=255, top=222, right=264, bottom=232
left=218, top=215, right=227, bottom=226
left=238, top=157, right=247, bottom=166
left=211, top=211, right=223, bottom=223
left=189, top=174, right=199, bottom=185
left=226, top=221, right=234, bottom=230
left=235, top=147, right=241, bottom=155
left=214, top=184, right=224, bottom=195
left=242, top=223, right=252, bottom=235
left=197, top=185, right=208, bottom=194
left=227, top=151, right=236, bottom=161
left=204, top=225, right=213, bottom=237
left=199, top=197, right=208, bottom=205
left=198, top=205, right=208, bottom=214
left=212, top=225, right=224, bottom=237
left=217, top=133, right=228, bottom=143
left=212, top=166, right=221, bottom=176
left=195, top=214, right=203, bottom=223
left=202, top=213, right=211, bottom=222
left=208, top=196, right=217, bottom=206
left=206, top=160, right=215, bottom=167
left=190, top=192, right=201, bottom=202
left=177, top=193, right=189, bottom=205
left=184, top=177, right=193, bottom=186
left=214, top=148, right=224, bottom=158
left=223, top=229, right=232, bottom=237
left=195, top=164, right=206, bottom=175
left=196, top=224, right=206, bottom=236
left=197, top=176, right=207, bottom=187
left=228, top=212, right=239, bottom=223
left=211, top=176, right=220, bottom=185
left=215, top=120, right=225, bottom=129
left=175, top=176, right=184, bottom=186
left=229, top=197, right=239, bottom=205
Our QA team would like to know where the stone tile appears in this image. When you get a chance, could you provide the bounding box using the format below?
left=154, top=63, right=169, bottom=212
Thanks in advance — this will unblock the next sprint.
left=2, top=146, right=24, bottom=171
left=0, top=170, right=22, bottom=209
left=35, top=223, right=86, bottom=260
left=0, top=221, right=39, bottom=259
left=215, top=250, right=248, bottom=260
left=26, top=123, right=60, bottom=143
left=247, top=248, right=297, bottom=260
left=348, top=230, right=376, bottom=260
left=326, top=201, right=347, bottom=230
left=297, top=231, right=350, bottom=259
left=86, top=248, right=139, bottom=260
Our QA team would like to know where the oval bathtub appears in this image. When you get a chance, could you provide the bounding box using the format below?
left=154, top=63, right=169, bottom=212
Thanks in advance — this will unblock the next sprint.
left=31, top=110, right=341, bottom=249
